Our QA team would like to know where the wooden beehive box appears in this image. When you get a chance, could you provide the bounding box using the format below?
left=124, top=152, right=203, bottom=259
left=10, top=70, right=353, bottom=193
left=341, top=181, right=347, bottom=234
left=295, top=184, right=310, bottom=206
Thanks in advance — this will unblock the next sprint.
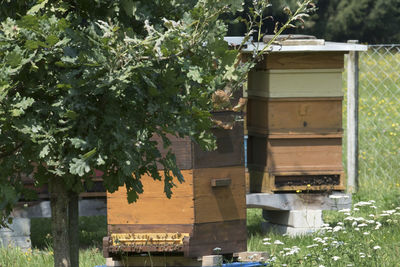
left=247, top=52, right=345, bottom=98
left=246, top=51, right=346, bottom=193
left=247, top=134, right=345, bottom=192
left=104, top=112, right=246, bottom=259
left=246, top=97, right=343, bottom=135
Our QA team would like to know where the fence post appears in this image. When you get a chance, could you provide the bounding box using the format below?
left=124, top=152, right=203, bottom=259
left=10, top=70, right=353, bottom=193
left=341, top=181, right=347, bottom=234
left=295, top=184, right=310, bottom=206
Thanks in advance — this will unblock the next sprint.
left=347, top=40, right=359, bottom=193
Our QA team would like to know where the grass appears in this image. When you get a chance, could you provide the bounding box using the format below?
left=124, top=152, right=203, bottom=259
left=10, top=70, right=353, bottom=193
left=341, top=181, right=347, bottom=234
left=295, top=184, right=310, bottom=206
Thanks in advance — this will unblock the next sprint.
left=2, top=47, right=400, bottom=266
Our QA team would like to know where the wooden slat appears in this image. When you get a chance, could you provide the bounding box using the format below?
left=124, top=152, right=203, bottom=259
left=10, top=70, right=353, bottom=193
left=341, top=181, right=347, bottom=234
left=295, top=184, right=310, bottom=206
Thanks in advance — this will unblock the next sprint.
left=107, top=255, right=202, bottom=267
left=193, top=166, right=246, bottom=224
left=108, top=224, right=194, bottom=235
left=248, top=69, right=343, bottom=98
left=107, top=170, right=194, bottom=225
left=246, top=97, right=343, bottom=135
left=255, top=52, right=345, bottom=70
left=187, top=220, right=247, bottom=257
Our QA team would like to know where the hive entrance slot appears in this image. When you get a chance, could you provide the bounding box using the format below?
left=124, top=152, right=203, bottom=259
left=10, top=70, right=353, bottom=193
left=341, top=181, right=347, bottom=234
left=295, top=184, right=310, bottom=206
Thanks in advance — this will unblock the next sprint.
left=274, top=174, right=340, bottom=188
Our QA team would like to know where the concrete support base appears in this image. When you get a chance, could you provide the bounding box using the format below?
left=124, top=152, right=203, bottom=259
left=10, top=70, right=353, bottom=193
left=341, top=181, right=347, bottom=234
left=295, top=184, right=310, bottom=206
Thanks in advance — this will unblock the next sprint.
left=261, top=210, right=323, bottom=237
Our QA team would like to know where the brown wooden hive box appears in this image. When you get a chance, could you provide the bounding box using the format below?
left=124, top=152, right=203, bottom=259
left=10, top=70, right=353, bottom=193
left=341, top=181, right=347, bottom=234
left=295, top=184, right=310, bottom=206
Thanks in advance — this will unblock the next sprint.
left=104, top=112, right=246, bottom=259
left=246, top=96, right=343, bottom=135
left=247, top=134, right=345, bottom=193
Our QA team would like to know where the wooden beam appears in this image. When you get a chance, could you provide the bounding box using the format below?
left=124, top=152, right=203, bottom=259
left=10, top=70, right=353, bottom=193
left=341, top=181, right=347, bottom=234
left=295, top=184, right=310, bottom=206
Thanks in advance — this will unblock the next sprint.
left=346, top=40, right=360, bottom=194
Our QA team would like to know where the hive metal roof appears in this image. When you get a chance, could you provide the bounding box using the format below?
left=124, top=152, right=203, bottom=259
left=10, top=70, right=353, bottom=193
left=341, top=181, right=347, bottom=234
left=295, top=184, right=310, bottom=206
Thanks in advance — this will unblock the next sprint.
left=224, top=36, right=368, bottom=53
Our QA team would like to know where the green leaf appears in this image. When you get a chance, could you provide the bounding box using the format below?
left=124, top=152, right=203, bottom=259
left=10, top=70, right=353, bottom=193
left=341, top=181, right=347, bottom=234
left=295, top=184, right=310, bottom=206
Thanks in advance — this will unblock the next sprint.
left=39, top=144, right=50, bottom=158
left=27, top=0, right=49, bottom=15
left=82, top=148, right=96, bottom=159
left=69, top=158, right=90, bottom=177
left=25, top=40, right=39, bottom=50
left=46, top=34, right=59, bottom=47
left=5, top=51, right=22, bottom=67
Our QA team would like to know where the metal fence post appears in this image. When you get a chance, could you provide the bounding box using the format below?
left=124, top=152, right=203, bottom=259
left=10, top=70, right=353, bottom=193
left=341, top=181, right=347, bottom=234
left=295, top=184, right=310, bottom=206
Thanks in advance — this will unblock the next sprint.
left=347, top=40, right=360, bottom=193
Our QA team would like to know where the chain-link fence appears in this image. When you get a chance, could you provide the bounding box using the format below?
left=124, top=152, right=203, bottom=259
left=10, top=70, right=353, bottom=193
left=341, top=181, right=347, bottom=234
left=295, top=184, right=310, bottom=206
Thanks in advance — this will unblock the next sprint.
left=356, top=45, right=400, bottom=196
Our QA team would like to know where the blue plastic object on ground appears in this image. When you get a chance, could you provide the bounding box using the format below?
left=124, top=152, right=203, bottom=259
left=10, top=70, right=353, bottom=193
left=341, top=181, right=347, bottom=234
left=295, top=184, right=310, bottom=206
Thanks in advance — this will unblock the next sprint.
left=223, top=262, right=268, bottom=267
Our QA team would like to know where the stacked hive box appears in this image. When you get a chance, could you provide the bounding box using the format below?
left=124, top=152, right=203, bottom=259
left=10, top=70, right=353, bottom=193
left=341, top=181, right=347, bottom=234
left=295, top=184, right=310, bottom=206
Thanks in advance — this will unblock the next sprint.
left=246, top=52, right=346, bottom=192
left=104, top=112, right=246, bottom=259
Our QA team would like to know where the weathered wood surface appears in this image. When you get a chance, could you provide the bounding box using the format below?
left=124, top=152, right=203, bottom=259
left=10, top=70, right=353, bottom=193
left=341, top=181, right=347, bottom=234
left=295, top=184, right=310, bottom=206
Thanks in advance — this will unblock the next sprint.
left=187, top=220, right=247, bottom=257
left=107, top=170, right=194, bottom=225
left=247, top=135, right=343, bottom=173
left=246, top=97, right=343, bottom=135
left=193, top=166, right=246, bottom=223
left=153, top=134, right=193, bottom=170
left=347, top=42, right=360, bottom=194
left=246, top=193, right=352, bottom=210
left=254, top=52, right=344, bottom=70
left=247, top=69, right=343, bottom=98
left=193, top=126, right=244, bottom=169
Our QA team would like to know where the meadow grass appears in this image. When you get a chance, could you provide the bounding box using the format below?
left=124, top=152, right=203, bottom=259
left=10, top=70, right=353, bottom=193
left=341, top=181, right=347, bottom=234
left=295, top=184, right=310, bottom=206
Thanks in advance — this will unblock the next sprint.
left=2, top=47, right=400, bottom=266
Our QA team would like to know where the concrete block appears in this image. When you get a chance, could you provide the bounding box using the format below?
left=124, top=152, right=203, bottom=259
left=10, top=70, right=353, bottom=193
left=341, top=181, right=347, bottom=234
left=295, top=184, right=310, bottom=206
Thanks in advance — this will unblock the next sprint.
left=263, top=210, right=323, bottom=228
left=247, top=193, right=352, bottom=210
left=0, top=218, right=31, bottom=236
left=202, top=255, right=223, bottom=267
left=235, top=251, right=269, bottom=262
left=261, top=222, right=321, bottom=237
left=0, top=235, right=31, bottom=250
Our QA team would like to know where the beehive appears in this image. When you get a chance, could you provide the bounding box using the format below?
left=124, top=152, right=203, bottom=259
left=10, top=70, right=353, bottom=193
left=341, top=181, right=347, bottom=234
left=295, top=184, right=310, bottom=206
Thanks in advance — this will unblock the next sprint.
left=247, top=51, right=346, bottom=193
left=103, top=112, right=246, bottom=258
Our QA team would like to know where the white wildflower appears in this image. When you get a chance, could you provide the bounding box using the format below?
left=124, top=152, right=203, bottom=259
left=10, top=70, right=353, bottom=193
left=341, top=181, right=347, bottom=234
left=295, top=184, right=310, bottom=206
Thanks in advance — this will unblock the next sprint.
left=319, top=265, right=325, bottom=267
left=358, top=223, right=368, bottom=227
left=352, top=221, right=358, bottom=227
left=337, top=222, right=344, bottom=226
left=263, top=242, right=271, bottom=245
left=332, top=256, right=340, bottom=261
left=373, top=245, right=381, bottom=250
left=333, top=226, right=343, bottom=232
left=383, top=209, right=396, bottom=215
left=366, top=220, right=375, bottom=224
left=274, top=240, right=284, bottom=245
left=322, top=223, right=330, bottom=227
left=369, top=214, right=375, bottom=218
left=306, top=244, right=319, bottom=248
left=263, top=238, right=271, bottom=241
left=354, top=201, right=372, bottom=207
left=355, top=227, right=360, bottom=231
left=375, top=222, right=382, bottom=230
left=339, top=208, right=351, bottom=213
left=371, top=205, right=377, bottom=209
left=354, top=207, right=360, bottom=211
left=363, top=232, right=370, bottom=235
left=380, top=213, right=390, bottom=217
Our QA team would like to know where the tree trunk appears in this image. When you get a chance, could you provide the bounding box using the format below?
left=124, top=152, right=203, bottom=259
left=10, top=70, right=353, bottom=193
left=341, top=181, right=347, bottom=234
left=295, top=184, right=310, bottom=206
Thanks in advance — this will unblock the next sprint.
left=50, top=178, right=71, bottom=267
left=69, top=191, right=79, bottom=267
